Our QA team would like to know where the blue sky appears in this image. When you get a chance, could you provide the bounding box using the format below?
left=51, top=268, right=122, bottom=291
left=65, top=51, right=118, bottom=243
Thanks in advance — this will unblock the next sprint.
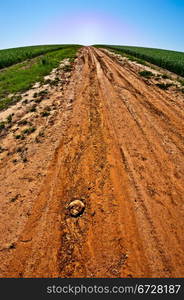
left=0, top=0, right=183, bottom=51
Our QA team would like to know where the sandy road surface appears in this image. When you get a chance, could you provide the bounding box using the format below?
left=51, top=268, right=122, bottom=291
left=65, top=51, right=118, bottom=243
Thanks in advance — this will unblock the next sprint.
left=0, top=47, right=184, bottom=277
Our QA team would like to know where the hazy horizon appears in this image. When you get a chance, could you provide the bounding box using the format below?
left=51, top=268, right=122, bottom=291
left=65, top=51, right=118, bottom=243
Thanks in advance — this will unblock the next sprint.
left=0, top=0, right=183, bottom=52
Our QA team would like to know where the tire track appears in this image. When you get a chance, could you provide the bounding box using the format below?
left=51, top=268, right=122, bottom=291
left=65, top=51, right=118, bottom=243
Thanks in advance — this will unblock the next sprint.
left=91, top=47, right=184, bottom=277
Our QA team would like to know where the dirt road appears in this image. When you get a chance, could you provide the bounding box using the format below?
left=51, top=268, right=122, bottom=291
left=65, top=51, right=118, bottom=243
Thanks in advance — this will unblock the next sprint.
left=0, top=47, right=184, bottom=277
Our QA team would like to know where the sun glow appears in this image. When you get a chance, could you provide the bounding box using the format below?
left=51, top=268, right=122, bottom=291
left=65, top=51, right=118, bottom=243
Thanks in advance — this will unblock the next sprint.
left=37, top=11, right=136, bottom=46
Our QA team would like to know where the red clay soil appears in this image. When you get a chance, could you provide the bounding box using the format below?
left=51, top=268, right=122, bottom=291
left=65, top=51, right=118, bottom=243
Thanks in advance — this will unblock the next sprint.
left=0, top=47, right=184, bottom=278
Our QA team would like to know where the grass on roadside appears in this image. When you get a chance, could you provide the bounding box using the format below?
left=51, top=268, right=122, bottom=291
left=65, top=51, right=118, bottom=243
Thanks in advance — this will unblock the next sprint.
left=139, top=70, right=154, bottom=78
left=95, top=45, right=184, bottom=77
left=0, top=45, right=74, bottom=69
left=0, top=45, right=81, bottom=110
left=156, top=83, right=173, bottom=90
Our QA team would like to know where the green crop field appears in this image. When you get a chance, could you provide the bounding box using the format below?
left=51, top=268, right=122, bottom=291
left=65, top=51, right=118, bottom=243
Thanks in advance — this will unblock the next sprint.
left=0, top=44, right=76, bottom=69
left=96, top=45, right=184, bottom=77
left=0, top=45, right=81, bottom=110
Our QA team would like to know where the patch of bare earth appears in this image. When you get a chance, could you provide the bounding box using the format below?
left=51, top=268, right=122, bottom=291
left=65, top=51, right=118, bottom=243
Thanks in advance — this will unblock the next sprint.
left=0, top=52, right=81, bottom=273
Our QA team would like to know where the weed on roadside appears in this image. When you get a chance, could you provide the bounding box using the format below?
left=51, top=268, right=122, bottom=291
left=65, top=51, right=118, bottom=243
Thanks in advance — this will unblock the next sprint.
left=29, top=105, right=37, bottom=112
left=178, top=79, right=184, bottom=86
left=18, top=119, right=28, bottom=126
left=139, top=70, right=154, bottom=78
left=38, top=130, right=45, bottom=137
left=15, top=134, right=24, bottom=140
left=22, top=126, right=36, bottom=135
left=156, top=83, right=173, bottom=90
left=34, top=98, right=42, bottom=103
left=41, top=111, right=50, bottom=117
left=0, top=122, right=5, bottom=131
left=6, top=114, right=13, bottom=123
left=63, top=65, right=72, bottom=72
left=22, top=157, right=28, bottom=163
left=22, top=99, right=29, bottom=105
left=161, top=74, right=170, bottom=79
left=51, top=78, right=60, bottom=86
left=16, top=147, right=23, bottom=153
left=44, top=79, right=52, bottom=85
left=10, top=194, right=19, bottom=202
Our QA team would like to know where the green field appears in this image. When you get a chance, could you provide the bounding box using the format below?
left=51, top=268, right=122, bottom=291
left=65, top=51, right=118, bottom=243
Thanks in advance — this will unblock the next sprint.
left=96, top=45, right=184, bottom=77
left=0, top=45, right=76, bottom=69
left=0, top=45, right=81, bottom=110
